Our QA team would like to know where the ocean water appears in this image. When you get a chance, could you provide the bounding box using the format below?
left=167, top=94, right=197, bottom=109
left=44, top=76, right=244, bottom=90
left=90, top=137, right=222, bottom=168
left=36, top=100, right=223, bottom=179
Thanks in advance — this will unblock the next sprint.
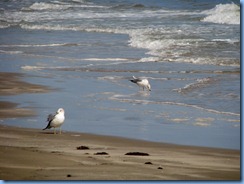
left=0, top=0, right=240, bottom=149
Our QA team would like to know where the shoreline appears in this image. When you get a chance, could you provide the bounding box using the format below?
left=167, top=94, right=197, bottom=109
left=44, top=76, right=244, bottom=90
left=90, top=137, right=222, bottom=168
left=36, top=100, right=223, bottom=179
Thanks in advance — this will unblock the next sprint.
left=0, top=124, right=240, bottom=180
left=0, top=72, right=51, bottom=119
left=0, top=72, right=240, bottom=180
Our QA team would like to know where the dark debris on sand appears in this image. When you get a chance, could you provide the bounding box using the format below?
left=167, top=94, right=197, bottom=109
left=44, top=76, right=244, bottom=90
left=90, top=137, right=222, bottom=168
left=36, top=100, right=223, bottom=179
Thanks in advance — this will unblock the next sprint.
left=125, top=152, right=150, bottom=156
left=94, top=152, right=109, bottom=155
left=76, top=145, right=90, bottom=150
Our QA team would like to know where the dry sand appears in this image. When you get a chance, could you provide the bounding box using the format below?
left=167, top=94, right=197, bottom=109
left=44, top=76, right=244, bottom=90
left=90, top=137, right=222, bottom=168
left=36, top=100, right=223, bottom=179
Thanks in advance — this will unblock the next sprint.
left=0, top=72, right=240, bottom=180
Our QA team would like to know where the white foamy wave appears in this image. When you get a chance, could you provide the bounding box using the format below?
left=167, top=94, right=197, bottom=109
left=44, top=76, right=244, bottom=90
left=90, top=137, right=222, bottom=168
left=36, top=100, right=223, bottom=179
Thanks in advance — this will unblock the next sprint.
left=201, top=3, right=240, bottom=25
left=19, top=24, right=239, bottom=66
left=8, top=11, right=97, bottom=23
left=24, top=2, right=105, bottom=11
left=83, top=58, right=129, bottom=61
left=0, top=22, right=11, bottom=29
left=126, top=28, right=211, bottom=63
left=180, top=57, right=240, bottom=66
left=0, top=25, right=9, bottom=29
left=20, top=24, right=80, bottom=31
left=28, top=2, right=70, bottom=10
left=21, top=65, right=66, bottom=71
left=174, top=78, right=212, bottom=93
left=71, top=0, right=86, bottom=3
left=0, top=50, right=23, bottom=54
left=21, top=66, right=45, bottom=71
left=138, top=57, right=160, bottom=62
left=20, top=24, right=128, bottom=33
left=125, top=28, right=177, bottom=55
left=212, top=38, right=239, bottom=44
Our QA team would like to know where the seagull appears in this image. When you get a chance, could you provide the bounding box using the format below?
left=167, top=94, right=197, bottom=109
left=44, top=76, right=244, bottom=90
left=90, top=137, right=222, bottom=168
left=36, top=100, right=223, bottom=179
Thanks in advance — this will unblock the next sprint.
left=130, top=76, right=151, bottom=91
left=43, top=108, right=65, bottom=134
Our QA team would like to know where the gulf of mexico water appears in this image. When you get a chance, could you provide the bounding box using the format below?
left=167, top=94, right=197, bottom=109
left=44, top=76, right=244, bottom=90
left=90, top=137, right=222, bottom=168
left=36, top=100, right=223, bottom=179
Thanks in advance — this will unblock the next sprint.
left=0, top=0, right=240, bottom=149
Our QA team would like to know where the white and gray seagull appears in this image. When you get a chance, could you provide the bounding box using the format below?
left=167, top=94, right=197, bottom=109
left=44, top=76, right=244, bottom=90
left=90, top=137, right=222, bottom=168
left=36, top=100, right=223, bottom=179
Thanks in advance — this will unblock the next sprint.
left=130, top=76, right=151, bottom=91
left=43, top=108, right=65, bottom=134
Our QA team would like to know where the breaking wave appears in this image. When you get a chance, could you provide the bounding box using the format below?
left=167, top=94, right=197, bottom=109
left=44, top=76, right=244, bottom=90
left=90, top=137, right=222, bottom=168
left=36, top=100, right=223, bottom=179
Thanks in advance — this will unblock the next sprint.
left=201, top=3, right=240, bottom=25
left=0, top=1, right=239, bottom=67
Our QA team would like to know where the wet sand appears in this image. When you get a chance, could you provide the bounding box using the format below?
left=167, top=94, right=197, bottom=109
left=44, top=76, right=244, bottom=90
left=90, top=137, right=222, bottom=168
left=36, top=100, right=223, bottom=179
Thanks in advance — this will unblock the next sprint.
left=0, top=72, right=240, bottom=180
left=0, top=72, right=50, bottom=119
left=0, top=125, right=240, bottom=180
left=0, top=72, right=50, bottom=96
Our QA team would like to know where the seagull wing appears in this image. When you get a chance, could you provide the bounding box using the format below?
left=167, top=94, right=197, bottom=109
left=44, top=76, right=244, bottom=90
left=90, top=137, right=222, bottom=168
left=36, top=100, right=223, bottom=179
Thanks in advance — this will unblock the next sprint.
left=47, top=113, right=56, bottom=122
left=130, top=77, right=142, bottom=84
left=43, top=113, right=56, bottom=130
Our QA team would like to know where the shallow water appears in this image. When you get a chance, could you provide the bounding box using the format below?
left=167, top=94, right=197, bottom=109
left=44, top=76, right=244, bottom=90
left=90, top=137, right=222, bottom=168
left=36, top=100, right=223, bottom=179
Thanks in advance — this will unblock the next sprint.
left=0, top=0, right=240, bottom=149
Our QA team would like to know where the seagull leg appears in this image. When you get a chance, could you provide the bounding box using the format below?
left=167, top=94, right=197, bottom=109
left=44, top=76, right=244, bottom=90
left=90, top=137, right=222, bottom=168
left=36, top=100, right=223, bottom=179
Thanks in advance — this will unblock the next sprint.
left=54, top=128, right=56, bottom=134
left=59, top=127, right=62, bottom=134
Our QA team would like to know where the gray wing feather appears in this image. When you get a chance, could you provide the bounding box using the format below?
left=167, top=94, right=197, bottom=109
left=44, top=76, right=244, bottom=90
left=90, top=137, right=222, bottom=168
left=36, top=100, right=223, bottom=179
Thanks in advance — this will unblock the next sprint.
left=43, top=113, right=56, bottom=130
left=130, top=78, right=142, bottom=84
left=47, top=114, right=55, bottom=122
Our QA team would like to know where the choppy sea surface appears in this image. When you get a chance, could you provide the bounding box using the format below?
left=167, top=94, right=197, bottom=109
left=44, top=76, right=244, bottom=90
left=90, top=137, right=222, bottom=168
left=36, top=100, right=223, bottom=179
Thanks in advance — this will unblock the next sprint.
left=0, top=0, right=240, bottom=149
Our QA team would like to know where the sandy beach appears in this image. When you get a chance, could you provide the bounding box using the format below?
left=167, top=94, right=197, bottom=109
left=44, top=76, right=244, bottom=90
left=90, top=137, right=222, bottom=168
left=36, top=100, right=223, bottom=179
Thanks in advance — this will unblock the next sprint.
left=0, top=72, right=241, bottom=180
left=0, top=124, right=240, bottom=180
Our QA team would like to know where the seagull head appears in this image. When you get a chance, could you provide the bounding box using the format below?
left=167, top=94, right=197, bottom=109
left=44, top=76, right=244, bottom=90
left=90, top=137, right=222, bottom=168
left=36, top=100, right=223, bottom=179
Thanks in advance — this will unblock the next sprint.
left=57, top=108, right=65, bottom=115
left=147, top=84, right=151, bottom=91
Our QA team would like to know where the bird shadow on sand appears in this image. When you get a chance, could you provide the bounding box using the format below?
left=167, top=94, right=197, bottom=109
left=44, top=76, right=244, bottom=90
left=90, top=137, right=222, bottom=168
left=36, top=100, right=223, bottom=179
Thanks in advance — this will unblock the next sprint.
left=39, top=131, right=58, bottom=135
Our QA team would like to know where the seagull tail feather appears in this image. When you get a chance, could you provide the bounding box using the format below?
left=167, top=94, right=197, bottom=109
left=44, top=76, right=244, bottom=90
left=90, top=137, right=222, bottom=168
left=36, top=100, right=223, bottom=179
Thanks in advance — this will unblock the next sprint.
left=43, top=124, right=50, bottom=130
